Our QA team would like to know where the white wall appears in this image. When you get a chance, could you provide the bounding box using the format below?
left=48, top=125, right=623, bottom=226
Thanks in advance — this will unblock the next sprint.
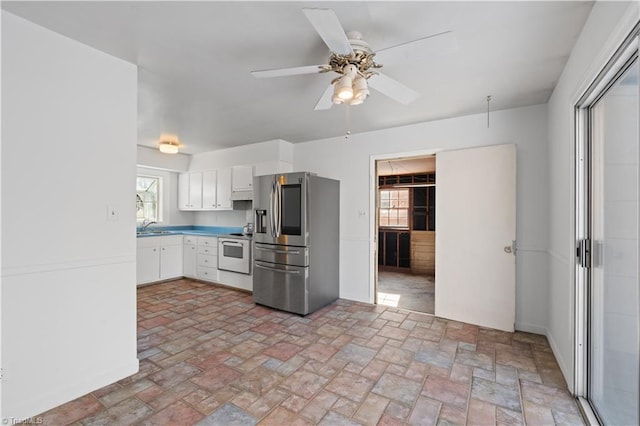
left=189, top=139, right=293, bottom=174
left=137, top=145, right=190, bottom=172
left=546, top=1, right=639, bottom=390
left=1, top=11, right=138, bottom=418
left=294, top=104, right=549, bottom=333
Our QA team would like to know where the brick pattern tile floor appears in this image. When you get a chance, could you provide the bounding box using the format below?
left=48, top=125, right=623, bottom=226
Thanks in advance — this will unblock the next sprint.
left=39, top=279, right=584, bottom=425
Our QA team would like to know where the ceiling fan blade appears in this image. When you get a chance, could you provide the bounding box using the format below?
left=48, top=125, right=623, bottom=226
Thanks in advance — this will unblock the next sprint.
left=251, top=65, right=324, bottom=79
left=368, top=73, right=420, bottom=105
left=314, top=83, right=335, bottom=111
left=375, top=31, right=457, bottom=65
left=302, top=8, right=353, bottom=56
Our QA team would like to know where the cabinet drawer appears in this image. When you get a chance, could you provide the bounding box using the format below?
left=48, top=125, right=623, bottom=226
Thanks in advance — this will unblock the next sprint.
left=197, top=254, right=217, bottom=268
left=198, top=237, right=217, bottom=247
left=183, top=235, right=197, bottom=245
left=137, top=237, right=161, bottom=248
left=197, top=266, right=218, bottom=281
left=162, top=235, right=183, bottom=246
left=198, top=246, right=217, bottom=256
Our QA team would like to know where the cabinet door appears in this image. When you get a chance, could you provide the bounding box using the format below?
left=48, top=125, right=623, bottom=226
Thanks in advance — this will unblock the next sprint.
left=216, top=167, right=232, bottom=210
left=183, top=244, right=197, bottom=277
left=189, top=172, right=203, bottom=209
left=137, top=246, right=160, bottom=284
left=178, top=173, right=190, bottom=210
left=160, top=243, right=183, bottom=279
left=202, top=170, right=217, bottom=210
left=232, top=165, right=253, bottom=191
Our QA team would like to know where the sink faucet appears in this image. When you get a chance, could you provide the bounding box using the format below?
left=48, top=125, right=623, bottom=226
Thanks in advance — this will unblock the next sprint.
left=141, top=218, right=156, bottom=231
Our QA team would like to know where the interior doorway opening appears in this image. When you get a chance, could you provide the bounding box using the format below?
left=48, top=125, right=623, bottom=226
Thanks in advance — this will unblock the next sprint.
left=375, top=155, right=436, bottom=314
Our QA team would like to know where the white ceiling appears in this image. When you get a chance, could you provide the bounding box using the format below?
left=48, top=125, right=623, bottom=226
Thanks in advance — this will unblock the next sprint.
left=2, top=1, right=593, bottom=154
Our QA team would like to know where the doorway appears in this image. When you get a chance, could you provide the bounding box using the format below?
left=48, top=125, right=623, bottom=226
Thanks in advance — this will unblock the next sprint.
left=375, top=155, right=436, bottom=314
left=575, top=31, right=639, bottom=424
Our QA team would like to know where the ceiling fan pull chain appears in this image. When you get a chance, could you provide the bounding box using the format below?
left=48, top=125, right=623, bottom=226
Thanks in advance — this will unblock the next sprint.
left=486, top=95, right=492, bottom=128
left=345, top=105, right=351, bottom=140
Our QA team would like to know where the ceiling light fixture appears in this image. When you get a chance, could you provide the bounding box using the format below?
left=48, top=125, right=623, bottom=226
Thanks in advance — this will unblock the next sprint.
left=331, top=64, right=370, bottom=106
left=158, top=134, right=180, bottom=154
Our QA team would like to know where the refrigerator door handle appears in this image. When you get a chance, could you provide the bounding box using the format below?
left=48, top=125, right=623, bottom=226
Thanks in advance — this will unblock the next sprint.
left=269, top=179, right=277, bottom=238
left=255, top=246, right=301, bottom=255
left=255, top=263, right=301, bottom=275
left=275, top=180, right=282, bottom=237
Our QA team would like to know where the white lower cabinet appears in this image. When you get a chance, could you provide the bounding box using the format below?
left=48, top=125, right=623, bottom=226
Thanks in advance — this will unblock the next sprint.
left=137, top=245, right=160, bottom=284
left=160, top=240, right=183, bottom=280
left=136, top=235, right=183, bottom=285
left=183, top=235, right=197, bottom=278
left=196, top=236, right=218, bottom=282
left=138, top=234, right=252, bottom=290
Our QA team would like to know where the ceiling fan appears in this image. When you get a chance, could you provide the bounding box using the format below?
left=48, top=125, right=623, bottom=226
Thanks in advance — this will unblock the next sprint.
left=251, top=8, right=457, bottom=110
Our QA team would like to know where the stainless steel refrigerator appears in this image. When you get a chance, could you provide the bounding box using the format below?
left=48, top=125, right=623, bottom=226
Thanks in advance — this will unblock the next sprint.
left=252, top=172, right=339, bottom=315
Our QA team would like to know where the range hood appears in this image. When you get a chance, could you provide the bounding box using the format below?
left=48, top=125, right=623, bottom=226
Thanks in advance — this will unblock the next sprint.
left=231, top=190, right=253, bottom=201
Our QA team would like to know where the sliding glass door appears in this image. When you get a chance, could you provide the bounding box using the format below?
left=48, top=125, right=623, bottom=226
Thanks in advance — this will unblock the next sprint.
left=582, top=53, right=639, bottom=425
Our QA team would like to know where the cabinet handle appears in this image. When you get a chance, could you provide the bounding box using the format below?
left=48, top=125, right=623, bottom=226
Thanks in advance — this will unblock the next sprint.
left=153, top=248, right=157, bottom=252
left=162, top=248, right=165, bottom=251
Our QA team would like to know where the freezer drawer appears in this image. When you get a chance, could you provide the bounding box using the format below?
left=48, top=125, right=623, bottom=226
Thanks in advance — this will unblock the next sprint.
left=253, top=260, right=309, bottom=315
left=253, top=242, right=308, bottom=267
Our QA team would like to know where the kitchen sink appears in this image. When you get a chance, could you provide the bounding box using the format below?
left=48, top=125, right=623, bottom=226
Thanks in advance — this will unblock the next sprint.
left=137, top=230, right=173, bottom=236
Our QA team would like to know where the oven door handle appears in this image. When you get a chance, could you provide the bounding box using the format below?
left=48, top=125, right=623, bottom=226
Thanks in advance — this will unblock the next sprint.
left=254, top=263, right=301, bottom=275
left=220, top=241, right=244, bottom=247
left=254, top=246, right=300, bottom=255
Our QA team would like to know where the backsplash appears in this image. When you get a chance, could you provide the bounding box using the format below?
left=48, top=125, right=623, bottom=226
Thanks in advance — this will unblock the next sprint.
left=193, top=209, right=252, bottom=227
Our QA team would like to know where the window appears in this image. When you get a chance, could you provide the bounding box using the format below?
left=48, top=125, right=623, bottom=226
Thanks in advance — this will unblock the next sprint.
left=379, top=188, right=409, bottom=228
left=136, top=175, right=161, bottom=222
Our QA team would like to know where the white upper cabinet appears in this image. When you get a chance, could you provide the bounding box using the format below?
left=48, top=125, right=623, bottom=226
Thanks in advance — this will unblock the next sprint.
left=232, top=165, right=253, bottom=192
left=178, top=168, right=232, bottom=211
left=231, top=165, right=254, bottom=200
left=216, top=167, right=232, bottom=210
left=202, top=170, right=217, bottom=209
left=178, top=172, right=203, bottom=210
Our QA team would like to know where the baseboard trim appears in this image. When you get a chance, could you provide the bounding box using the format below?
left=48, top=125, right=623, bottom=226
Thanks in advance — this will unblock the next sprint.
left=545, top=328, right=573, bottom=392
left=514, top=321, right=547, bottom=335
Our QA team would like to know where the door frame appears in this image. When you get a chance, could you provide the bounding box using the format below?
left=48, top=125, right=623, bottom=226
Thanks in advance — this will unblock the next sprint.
left=369, top=149, right=441, bottom=304
left=573, top=22, right=639, bottom=422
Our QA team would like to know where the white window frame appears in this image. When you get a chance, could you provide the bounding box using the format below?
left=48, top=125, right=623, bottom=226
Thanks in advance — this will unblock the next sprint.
left=137, top=167, right=171, bottom=225
left=378, top=188, right=410, bottom=229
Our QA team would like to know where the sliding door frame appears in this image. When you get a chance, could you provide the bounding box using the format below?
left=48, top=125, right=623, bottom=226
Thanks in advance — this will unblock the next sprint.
left=574, top=23, right=639, bottom=424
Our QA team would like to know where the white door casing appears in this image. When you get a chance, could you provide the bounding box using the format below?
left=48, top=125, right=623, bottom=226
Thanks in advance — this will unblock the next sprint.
left=435, top=144, right=516, bottom=332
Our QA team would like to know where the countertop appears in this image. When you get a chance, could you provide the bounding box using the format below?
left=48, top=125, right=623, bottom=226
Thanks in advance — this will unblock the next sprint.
left=136, top=225, right=252, bottom=239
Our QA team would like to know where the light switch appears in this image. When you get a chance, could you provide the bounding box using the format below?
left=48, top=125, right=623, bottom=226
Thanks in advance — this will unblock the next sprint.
left=107, top=204, right=119, bottom=221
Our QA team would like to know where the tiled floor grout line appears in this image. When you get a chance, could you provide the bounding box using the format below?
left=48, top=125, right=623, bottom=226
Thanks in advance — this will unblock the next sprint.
left=516, top=365, right=527, bottom=426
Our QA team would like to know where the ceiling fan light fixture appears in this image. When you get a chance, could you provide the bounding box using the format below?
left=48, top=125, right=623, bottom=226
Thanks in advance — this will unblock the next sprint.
left=331, top=92, right=344, bottom=104
left=335, top=75, right=354, bottom=100
left=353, top=75, right=369, bottom=101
